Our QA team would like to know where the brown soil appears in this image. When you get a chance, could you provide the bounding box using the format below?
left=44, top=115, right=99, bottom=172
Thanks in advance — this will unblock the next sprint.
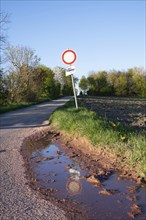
left=78, top=96, right=146, bottom=132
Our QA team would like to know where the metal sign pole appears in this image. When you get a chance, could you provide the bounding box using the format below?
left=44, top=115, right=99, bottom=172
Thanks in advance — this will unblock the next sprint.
left=71, top=74, right=78, bottom=109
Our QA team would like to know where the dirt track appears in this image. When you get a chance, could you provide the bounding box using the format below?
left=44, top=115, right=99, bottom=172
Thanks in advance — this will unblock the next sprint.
left=0, top=97, right=71, bottom=220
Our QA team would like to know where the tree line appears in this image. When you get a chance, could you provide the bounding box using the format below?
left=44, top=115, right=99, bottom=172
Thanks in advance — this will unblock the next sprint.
left=79, top=68, right=146, bottom=97
left=0, top=45, right=75, bottom=105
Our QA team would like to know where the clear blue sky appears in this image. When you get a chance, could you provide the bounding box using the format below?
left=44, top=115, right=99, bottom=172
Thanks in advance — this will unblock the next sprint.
left=1, top=0, right=146, bottom=79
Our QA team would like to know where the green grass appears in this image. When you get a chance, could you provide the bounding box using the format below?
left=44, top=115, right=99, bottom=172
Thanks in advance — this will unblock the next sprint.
left=0, top=98, right=50, bottom=114
left=50, top=100, right=146, bottom=178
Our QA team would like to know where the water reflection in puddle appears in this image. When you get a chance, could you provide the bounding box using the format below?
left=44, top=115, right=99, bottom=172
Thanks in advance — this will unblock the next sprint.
left=26, top=142, right=146, bottom=220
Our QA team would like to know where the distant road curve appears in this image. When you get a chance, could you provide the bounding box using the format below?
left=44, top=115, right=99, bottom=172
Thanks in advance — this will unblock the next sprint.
left=0, top=97, right=71, bottom=220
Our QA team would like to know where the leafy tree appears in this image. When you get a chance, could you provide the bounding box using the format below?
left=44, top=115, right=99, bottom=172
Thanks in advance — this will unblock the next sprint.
left=6, top=72, right=19, bottom=103
left=108, top=71, right=127, bottom=96
left=5, top=45, right=41, bottom=102
left=62, top=74, right=73, bottom=96
left=87, top=74, right=97, bottom=95
left=0, top=69, right=8, bottom=104
left=39, top=65, right=61, bottom=99
left=125, top=69, right=137, bottom=96
left=6, top=66, right=38, bottom=103
left=132, top=72, right=146, bottom=97
left=87, top=71, right=112, bottom=95
left=79, top=76, right=88, bottom=94
left=108, top=68, right=146, bottom=97
left=95, top=71, right=112, bottom=95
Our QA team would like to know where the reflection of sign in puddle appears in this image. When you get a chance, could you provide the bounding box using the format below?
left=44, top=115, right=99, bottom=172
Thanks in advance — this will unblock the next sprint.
left=66, top=168, right=82, bottom=195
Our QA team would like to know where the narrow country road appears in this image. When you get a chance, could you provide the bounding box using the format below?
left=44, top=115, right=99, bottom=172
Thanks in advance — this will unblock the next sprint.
left=0, top=97, right=71, bottom=220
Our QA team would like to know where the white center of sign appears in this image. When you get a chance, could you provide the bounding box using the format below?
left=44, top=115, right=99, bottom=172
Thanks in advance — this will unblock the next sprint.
left=64, top=51, right=75, bottom=63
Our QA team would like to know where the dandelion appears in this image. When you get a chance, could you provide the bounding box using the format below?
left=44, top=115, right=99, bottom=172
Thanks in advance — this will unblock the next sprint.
left=111, top=122, right=116, bottom=127
left=120, top=135, right=126, bottom=141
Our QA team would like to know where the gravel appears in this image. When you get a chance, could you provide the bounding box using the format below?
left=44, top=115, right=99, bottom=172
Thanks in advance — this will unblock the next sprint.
left=0, top=97, right=71, bottom=220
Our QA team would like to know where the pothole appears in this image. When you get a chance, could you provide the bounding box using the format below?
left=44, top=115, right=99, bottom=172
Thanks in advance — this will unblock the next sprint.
left=21, top=133, right=146, bottom=220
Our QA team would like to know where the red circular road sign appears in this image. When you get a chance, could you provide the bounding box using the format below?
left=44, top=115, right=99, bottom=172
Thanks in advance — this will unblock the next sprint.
left=62, top=49, right=77, bottom=65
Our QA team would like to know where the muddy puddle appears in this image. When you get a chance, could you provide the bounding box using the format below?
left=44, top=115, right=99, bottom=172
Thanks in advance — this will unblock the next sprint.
left=22, top=135, right=146, bottom=220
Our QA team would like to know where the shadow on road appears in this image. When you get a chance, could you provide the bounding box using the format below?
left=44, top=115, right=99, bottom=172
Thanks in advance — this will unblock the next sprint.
left=0, top=97, right=71, bottom=129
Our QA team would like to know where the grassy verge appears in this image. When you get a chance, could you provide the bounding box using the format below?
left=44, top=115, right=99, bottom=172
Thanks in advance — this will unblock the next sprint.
left=50, top=100, right=146, bottom=178
left=0, top=98, right=50, bottom=114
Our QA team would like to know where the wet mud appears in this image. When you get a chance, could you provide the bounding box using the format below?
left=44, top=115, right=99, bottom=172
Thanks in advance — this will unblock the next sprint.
left=21, top=131, right=146, bottom=220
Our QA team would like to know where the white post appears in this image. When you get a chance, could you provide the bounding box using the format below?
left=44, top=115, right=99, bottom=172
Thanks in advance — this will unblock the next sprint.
left=71, top=74, right=78, bottom=109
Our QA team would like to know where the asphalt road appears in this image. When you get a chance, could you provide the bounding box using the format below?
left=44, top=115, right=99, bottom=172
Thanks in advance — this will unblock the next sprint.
left=0, top=97, right=71, bottom=220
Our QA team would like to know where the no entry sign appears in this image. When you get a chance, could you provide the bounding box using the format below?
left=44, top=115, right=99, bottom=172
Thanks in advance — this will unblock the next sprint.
left=62, top=49, right=77, bottom=65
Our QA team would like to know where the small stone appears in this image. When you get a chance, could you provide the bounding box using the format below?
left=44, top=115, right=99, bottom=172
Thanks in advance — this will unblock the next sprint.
left=55, top=150, right=61, bottom=156
left=127, top=196, right=137, bottom=201
left=128, top=212, right=135, bottom=218
left=86, top=175, right=101, bottom=185
left=93, top=183, right=101, bottom=188
left=130, top=204, right=143, bottom=215
left=43, top=156, right=54, bottom=161
left=127, top=186, right=138, bottom=194
left=99, top=189, right=112, bottom=196
left=64, top=164, right=72, bottom=169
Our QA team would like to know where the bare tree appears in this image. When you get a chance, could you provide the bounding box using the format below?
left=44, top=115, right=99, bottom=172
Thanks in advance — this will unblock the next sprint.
left=0, top=12, right=10, bottom=64
left=0, top=12, right=9, bottom=47
left=5, top=45, right=40, bottom=73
